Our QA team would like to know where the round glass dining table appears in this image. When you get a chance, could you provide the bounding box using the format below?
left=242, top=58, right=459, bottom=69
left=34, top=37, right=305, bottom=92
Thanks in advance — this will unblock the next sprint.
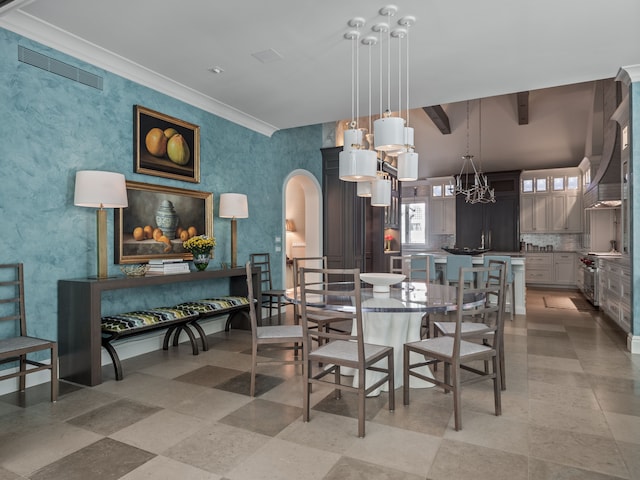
left=286, top=281, right=483, bottom=396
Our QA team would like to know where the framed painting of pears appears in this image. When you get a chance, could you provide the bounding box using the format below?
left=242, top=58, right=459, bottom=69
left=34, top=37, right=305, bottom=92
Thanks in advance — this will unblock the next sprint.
left=134, top=105, right=200, bottom=183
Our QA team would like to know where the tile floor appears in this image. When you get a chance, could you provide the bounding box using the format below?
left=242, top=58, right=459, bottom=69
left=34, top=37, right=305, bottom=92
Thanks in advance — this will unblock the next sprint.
left=1, top=288, right=639, bottom=479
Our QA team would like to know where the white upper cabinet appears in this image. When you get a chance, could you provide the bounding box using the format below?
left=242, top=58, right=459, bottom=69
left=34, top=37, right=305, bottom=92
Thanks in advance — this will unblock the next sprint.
left=520, top=168, right=582, bottom=233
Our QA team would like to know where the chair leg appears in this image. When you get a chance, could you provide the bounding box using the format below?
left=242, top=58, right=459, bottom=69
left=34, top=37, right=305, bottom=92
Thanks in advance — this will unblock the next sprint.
left=19, top=354, right=26, bottom=392
left=510, top=282, right=515, bottom=319
left=50, top=344, right=58, bottom=402
left=358, top=388, right=365, bottom=438
left=250, top=342, right=258, bottom=397
left=387, top=353, right=395, bottom=412
left=452, top=365, right=462, bottom=431
left=493, top=355, right=502, bottom=416
left=403, top=345, right=411, bottom=406
left=302, top=360, right=311, bottom=422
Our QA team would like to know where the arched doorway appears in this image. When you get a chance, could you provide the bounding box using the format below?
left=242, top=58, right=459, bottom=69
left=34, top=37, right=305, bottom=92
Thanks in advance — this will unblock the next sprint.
left=282, top=169, right=323, bottom=288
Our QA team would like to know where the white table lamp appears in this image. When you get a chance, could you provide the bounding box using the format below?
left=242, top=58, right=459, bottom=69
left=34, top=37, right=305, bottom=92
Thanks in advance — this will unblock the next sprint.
left=219, top=193, right=248, bottom=268
left=74, top=170, right=128, bottom=278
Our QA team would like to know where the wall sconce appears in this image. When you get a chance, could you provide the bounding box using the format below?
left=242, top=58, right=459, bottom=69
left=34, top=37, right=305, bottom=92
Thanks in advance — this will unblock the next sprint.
left=74, top=170, right=128, bottom=278
left=285, top=219, right=296, bottom=232
left=219, top=193, right=249, bottom=268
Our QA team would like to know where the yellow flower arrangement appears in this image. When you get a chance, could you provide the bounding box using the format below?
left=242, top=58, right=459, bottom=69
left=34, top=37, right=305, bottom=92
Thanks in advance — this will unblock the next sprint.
left=183, top=235, right=216, bottom=255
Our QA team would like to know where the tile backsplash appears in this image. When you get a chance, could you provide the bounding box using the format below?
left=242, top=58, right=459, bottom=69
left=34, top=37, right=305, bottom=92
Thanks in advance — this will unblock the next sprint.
left=520, top=233, right=582, bottom=252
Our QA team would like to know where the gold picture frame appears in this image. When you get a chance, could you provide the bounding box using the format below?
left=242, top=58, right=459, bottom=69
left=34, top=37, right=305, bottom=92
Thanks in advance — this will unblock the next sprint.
left=115, top=180, right=213, bottom=264
left=134, top=105, right=200, bottom=183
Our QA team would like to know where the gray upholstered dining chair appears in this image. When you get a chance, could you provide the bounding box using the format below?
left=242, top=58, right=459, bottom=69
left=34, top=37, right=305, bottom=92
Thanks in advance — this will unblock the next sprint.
left=299, top=266, right=394, bottom=438
left=250, top=252, right=288, bottom=324
left=432, top=259, right=508, bottom=389
left=403, top=263, right=505, bottom=431
left=244, top=262, right=304, bottom=397
left=0, top=263, right=58, bottom=402
left=292, top=257, right=351, bottom=338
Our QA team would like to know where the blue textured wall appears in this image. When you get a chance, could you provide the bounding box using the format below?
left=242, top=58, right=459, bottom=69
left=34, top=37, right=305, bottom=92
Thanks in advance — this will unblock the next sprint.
left=0, top=28, right=322, bottom=343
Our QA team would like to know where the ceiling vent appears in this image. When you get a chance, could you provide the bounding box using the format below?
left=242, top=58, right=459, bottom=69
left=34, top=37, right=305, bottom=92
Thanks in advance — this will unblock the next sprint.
left=18, top=45, right=103, bottom=90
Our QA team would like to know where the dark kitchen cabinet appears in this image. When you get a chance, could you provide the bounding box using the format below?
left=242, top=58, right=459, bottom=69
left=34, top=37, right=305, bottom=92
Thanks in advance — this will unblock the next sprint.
left=455, top=170, right=520, bottom=252
left=322, top=147, right=391, bottom=272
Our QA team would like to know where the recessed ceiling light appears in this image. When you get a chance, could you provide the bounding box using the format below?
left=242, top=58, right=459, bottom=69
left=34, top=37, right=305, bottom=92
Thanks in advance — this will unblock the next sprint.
left=251, top=48, right=283, bottom=64
left=208, top=66, right=224, bottom=74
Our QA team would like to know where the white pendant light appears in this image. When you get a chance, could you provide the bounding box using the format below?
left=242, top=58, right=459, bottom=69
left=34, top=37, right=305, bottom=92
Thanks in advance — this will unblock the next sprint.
left=339, top=147, right=377, bottom=181
left=357, top=181, right=372, bottom=197
left=340, top=128, right=377, bottom=181
left=371, top=174, right=391, bottom=207
left=398, top=150, right=418, bottom=181
left=374, top=115, right=405, bottom=152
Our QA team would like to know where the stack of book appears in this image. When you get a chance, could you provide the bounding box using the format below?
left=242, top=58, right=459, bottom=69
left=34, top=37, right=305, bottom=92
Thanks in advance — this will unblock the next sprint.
left=147, top=259, right=190, bottom=275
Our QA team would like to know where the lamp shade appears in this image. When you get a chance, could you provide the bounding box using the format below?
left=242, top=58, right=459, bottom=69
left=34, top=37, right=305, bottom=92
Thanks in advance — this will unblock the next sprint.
left=339, top=148, right=377, bottom=182
left=219, top=193, right=248, bottom=218
left=74, top=170, right=128, bottom=208
left=373, top=116, right=405, bottom=152
left=397, top=150, right=419, bottom=181
left=285, top=219, right=296, bottom=232
left=371, top=177, right=391, bottom=207
left=356, top=181, right=372, bottom=197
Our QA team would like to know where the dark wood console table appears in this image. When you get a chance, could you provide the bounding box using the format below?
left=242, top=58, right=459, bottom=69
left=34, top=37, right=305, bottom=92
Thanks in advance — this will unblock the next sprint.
left=58, top=267, right=260, bottom=386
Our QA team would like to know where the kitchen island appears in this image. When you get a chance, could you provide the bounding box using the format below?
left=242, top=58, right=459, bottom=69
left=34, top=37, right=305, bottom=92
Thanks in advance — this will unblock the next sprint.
left=430, top=252, right=526, bottom=315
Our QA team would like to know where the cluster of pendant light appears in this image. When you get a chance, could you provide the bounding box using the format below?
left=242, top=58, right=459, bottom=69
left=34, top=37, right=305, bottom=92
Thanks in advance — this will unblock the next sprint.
left=338, top=5, right=418, bottom=208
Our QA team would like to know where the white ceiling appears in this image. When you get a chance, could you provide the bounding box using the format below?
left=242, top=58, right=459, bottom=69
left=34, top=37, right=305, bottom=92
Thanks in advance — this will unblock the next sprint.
left=2, top=0, right=639, bottom=177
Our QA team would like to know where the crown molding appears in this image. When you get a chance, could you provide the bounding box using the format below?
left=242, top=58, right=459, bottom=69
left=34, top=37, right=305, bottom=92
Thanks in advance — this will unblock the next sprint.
left=616, top=65, right=640, bottom=86
left=0, top=10, right=278, bottom=137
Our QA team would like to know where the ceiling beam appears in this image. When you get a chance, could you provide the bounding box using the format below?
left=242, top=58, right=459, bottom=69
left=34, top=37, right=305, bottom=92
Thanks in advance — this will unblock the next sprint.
left=517, top=91, right=529, bottom=125
left=423, top=105, right=451, bottom=134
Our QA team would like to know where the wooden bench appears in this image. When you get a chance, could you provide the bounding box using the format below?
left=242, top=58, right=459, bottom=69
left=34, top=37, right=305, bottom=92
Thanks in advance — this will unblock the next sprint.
left=100, top=296, right=250, bottom=380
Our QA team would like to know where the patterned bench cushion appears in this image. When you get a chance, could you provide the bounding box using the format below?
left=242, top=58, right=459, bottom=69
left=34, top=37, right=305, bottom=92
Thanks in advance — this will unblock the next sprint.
left=174, top=296, right=250, bottom=315
left=101, top=307, right=198, bottom=333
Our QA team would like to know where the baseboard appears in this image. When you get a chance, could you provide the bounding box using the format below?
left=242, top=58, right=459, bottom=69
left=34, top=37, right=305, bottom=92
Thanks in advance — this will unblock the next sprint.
left=0, top=364, right=54, bottom=396
left=0, top=315, right=230, bottom=396
left=628, top=333, right=640, bottom=354
left=100, top=315, right=228, bottom=365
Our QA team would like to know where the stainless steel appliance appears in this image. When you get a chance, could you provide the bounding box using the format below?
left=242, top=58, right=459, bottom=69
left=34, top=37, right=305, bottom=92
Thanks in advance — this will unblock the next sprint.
left=577, top=255, right=598, bottom=306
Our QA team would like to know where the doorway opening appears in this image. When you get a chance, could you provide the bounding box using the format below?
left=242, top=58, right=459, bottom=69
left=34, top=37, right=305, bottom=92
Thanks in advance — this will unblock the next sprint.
left=283, top=169, right=323, bottom=288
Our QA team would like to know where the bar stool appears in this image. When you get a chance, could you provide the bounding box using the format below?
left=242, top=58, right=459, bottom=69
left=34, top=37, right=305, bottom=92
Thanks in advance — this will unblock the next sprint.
left=408, top=254, right=437, bottom=338
left=444, top=254, right=474, bottom=287
left=484, top=255, right=515, bottom=319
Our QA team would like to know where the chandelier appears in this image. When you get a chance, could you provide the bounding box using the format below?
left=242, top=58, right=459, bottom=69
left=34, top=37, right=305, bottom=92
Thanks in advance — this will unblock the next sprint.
left=454, top=100, right=495, bottom=204
left=341, top=5, right=418, bottom=206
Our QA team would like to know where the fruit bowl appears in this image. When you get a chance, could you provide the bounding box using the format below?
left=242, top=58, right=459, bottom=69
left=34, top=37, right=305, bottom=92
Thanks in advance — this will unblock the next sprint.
left=120, top=264, right=150, bottom=277
left=360, top=273, right=406, bottom=293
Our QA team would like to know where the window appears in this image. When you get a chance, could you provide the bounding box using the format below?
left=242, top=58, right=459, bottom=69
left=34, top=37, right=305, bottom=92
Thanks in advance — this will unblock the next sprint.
left=522, top=179, right=534, bottom=193
left=401, top=202, right=426, bottom=245
left=567, top=175, right=579, bottom=190
left=553, top=176, right=565, bottom=191
left=536, top=178, right=547, bottom=192
left=432, top=185, right=442, bottom=197
left=444, top=184, right=455, bottom=196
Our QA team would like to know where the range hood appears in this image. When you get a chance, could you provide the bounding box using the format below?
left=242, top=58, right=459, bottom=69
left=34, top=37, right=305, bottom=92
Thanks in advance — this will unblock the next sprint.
left=583, top=80, right=622, bottom=209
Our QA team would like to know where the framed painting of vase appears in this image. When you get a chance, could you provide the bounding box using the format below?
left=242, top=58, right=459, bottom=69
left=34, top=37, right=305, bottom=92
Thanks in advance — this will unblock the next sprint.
left=115, top=180, right=213, bottom=264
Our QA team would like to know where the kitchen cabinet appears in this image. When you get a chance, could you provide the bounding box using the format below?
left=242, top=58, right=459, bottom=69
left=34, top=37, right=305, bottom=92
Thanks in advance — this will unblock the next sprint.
left=430, top=197, right=456, bottom=234
left=322, top=147, right=393, bottom=273
left=525, top=253, right=553, bottom=284
left=525, top=252, right=576, bottom=286
left=384, top=164, right=400, bottom=229
left=322, top=147, right=366, bottom=270
left=598, top=257, right=631, bottom=333
left=549, top=193, right=582, bottom=232
left=455, top=171, right=520, bottom=252
left=520, top=195, right=549, bottom=232
left=520, top=168, right=582, bottom=233
left=553, top=252, right=575, bottom=285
